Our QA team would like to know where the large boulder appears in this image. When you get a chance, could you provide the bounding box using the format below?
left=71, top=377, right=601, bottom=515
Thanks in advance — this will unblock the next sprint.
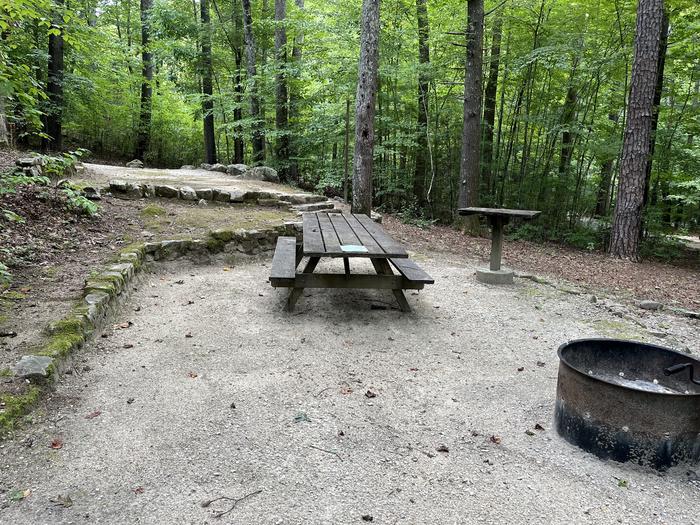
left=208, top=163, right=228, bottom=173
left=200, top=163, right=212, bottom=170
left=226, top=164, right=248, bottom=176
left=242, top=166, right=279, bottom=183
left=179, top=186, right=197, bottom=201
left=154, top=185, right=179, bottom=198
left=126, top=159, right=144, bottom=168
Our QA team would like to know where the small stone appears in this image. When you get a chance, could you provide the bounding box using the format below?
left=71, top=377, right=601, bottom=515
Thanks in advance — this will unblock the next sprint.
left=208, top=163, right=228, bottom=173
left=154, top=185, right=179, bottom=198
left=638, top=300, right=662, bottom=311
left=197, top=199, right=208, bottom=207
left=179, top=186, right=197, bottom=201
left=436, top=444, right=449, bottom=453
left=200, top=163, right=212, bottom=170
left=361, top=515, right=374, bottom=522
left=14, top=355, right=54, bottom=380
left=82, top=186, right=101, bottom=201
left=126, top=159, right=144, bottom=168
left=226, top=163, right=248, bottom=175
left=180, top=165, right=195, bottom=170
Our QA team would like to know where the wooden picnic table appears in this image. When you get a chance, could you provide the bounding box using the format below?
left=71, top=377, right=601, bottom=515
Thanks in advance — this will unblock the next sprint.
left=458, top=207, right=541, bottom=284
left=270, top=212, right=433, bottom=311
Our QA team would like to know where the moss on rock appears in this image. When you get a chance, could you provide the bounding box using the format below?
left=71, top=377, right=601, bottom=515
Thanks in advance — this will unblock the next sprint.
left=0, top=387, right=41, bottom=430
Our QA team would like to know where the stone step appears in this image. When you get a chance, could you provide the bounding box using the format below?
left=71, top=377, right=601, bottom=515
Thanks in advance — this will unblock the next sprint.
left=292, top=202, right=336, bottom=212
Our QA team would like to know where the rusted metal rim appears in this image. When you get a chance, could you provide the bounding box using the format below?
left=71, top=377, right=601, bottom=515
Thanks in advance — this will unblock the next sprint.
left=557, top=338, right=700, bottom=397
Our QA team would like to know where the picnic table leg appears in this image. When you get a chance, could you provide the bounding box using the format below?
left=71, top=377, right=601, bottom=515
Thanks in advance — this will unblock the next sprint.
left=286, top=257, right=320, bottom=312
left=343, top=257, right=350, bottom=276
left=488, top=216, right=508, bottom=271
left=371, top=259, right=411, bottom=313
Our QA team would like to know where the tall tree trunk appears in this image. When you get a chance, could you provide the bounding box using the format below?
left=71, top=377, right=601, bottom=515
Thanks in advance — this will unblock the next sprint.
left=552, top=67, right=578, bottom=227
left=413, top=0, right=430, bottom=210
left=43, top=0, right=64, bottom=152
left=352, top=0, right=380, bottom=216
left=344, top=96, right=350, bottom=203
left=642, top=8, right=668, bottom=208
left=609, top=0, right=664, bottom=261
left=0, top=95, right=8, bottom=146
left=231, top=0, right=245, bottom=163
left=200, top=0, right=217, bottom=164
left=287, top=0, right=304, bottom=182
left=274, top=0, right=290, bottom=181
left=242, top=0, right=265, bottom=164
left=135, top=0, right=153, bottom=160
left=481, top=14, right=502, bottom=201
left=458, top=0, right=483, bottom=222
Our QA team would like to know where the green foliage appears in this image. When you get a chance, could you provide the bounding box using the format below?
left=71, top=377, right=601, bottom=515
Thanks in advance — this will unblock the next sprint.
left=0, top=171, right=50, bottom=195
left=61, top=186, right=99, bottom=216
left=0, top=262, right=11, bottom=288
left=41, top=148, right=89, bottom=177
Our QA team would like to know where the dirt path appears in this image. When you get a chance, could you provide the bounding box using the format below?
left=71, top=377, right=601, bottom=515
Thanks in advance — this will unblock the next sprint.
left=0, top=254, right=697, bottom=523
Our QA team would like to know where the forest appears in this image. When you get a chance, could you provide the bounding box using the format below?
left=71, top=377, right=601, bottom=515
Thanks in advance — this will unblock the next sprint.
left=1, top=0, right=699, bottom=259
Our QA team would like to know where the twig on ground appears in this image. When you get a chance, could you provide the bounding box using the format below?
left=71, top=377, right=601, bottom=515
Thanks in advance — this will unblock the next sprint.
left=314, top=386, right=332, bottom=397
left=309, top=444, right=343, bottom=462
left=201, top=489, right=262, bottom=518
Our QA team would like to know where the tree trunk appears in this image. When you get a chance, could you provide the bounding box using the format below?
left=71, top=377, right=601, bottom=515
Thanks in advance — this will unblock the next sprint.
left=352, top=0, right=380, bottom=216
left=457, top=0, right=483, bottom=221
left=413, top=0, right=430, bottom=210
left=609, top=0, right=664, bottom=261
left=552, top=69, right=578, bottom=227
left=232, top=0, right=245, bottom=163
left=481, top=14, right=502, bottom=201
left=0, top=95, right=8, bottom=146
left=43, top=0, right=64, bottom=152
left=288, top=0, right=304, bottom=182
left=242, top=0, right=265, bottom=164
left=274, top=0, right=290, bottom=181
left=642, top=8, right=668, bottom=207
left=344, top=96, right=350, bottom=203
left=200, top=0, right=217, bottom=164
left=135, top=0, right=153, bottom=160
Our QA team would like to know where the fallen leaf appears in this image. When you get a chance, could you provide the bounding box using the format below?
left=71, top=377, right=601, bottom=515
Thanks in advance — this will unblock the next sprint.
left=525, top=430, right=535, bottom=436
left=127, top=398, right=135, bottom=404
left=340, top=385, right=353, bottom=395
left=187, top=371, right=198, bottom=378
left=85, top=410, right=102, bottom=419
left=436, top=444, right=449, bottom=453
left=50, top=494, right=73, bottom=508
left=113, top=321, right=133, bottom=330
left=185, top=331, right=193, bottom=338
left=132, top=487, right=145, bottom=495
left=223, top=267, right=230, bottom=272
left=534, top=423, right=545, bottom=431
left=123, top=343, right=134, bottom=349
left=517, top=367, right=525, bottom=372
left=362, top=515, right=374, bottom=522
left=408, top=367, right=418, bottom=372
left=294, top=412, right=310, bottom=423
left=536, top=361, right=546, bottom=367
left=175, top=279, right=184, bottom=284
left=50, top=438, right=63, bottom=449
left=489, top=435, right=502, bottom=445
left=365, top=390, right=377, bottom=399
left=8, top=489, right=30, bottom=502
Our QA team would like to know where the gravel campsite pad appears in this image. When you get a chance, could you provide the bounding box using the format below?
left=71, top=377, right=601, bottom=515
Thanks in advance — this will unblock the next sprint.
left=0, top=254, right=697, bottom=523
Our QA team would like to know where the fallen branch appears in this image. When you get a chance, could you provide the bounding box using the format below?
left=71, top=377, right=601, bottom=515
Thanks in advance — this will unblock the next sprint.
left=309, top=444, right=343, bottom=462
left=201, top=489, right=262, bottom=519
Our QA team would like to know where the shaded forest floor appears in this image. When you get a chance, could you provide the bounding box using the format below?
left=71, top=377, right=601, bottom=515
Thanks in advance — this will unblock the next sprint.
left=383, top=216, right=699, bottom=310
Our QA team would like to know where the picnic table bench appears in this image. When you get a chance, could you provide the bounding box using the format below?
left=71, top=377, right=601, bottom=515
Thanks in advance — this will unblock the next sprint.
left=269, top=212, right=433, bottom=311
left=458, top=207, right=541, bottom=284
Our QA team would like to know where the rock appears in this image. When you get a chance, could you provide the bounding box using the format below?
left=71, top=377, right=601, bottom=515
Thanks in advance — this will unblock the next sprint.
left=14, top=355, right=54, bottom=380
left=16, top=157, right=43, bottom=167
left=226, top=163, right=248, bottom=175
left=125, top=184, right=143, bottom=199
left=200, top=163, right=212, bottom=170
left=293, top=202, right=335, bottom=212
left=197, top=199, right=208, bottom=207
left=82, top=186, right=101, bottom=201
left=208, top=163, right=228, bottom=173
left=154, top=185, right=179, bottom=198
left=180, top=165, right=195, bottom=170
left=84, top=291, right=110, bottom=307
left=195, top=188, right=213, bottom=200
left=279, top=194, right=327, bottom=205
left=126, top=159, right=144, bottom=169
left=242, top=166, right=279, bottom=183
left=109, top=180, right=129, bottom=192
left=179, top=186, right=197, bottom=201
left=213, top=190, right=231, bottom=203
left=638, top=300, right=663, bottom=311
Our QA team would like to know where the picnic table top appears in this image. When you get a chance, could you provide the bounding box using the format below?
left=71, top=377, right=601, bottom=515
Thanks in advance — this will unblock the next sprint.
left=457, top=207, right=541, bottom=219
left=303, top=212, right=408, bottom=259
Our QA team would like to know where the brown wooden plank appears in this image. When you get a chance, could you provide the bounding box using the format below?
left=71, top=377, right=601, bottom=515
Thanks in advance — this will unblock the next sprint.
left=270, top=237, right=297, bottom=286
left=457, top=207, right=541, bottom=219
left=390, top=258, right=434, bottom=284
left=294, top=273, right=424, bottom=290
left=343, top=214, right=384, bottom=255
left=354, top=214, right=408, bottom=258
left=328, top=213, right=362, bottom=246
left=316, top=213, right=342, bottom=254
left=303, top=213, right=325, bottom=256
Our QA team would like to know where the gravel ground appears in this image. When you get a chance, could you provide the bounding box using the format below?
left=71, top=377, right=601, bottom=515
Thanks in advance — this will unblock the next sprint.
left=0, top=253, right=698, bottom=524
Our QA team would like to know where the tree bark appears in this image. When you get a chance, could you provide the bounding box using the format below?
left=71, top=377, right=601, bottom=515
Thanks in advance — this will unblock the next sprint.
left=481, top=14, right=501, bottom=201
left=344, top=96, right=350, bottom=203
left=274, top=0, right=290, bottom=181
left=351, top=0, right=380, bottom=216
left=135, top=0, right=153, bottom=160
left=413, top=0, right=430, bottom=209
left=232, top=0, right=245, bottom=163
left=288, top=0, right=304, bottom=183
left=0, top=95, right=8, bottom=146
left=200, top=0, right=217, bottom=164
left=43, top=0, right=65, bottom=152
left=609, top=0, right=664, bottom=260
left=458, top=0, right=483, bottom=220
left=242, top=0, right=265, bottom=164
left=642, top=8, right=668, bottom=207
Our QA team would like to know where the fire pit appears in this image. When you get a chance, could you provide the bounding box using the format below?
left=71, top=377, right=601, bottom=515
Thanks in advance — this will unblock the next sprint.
left=555, top=338, right=700, bottom=470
